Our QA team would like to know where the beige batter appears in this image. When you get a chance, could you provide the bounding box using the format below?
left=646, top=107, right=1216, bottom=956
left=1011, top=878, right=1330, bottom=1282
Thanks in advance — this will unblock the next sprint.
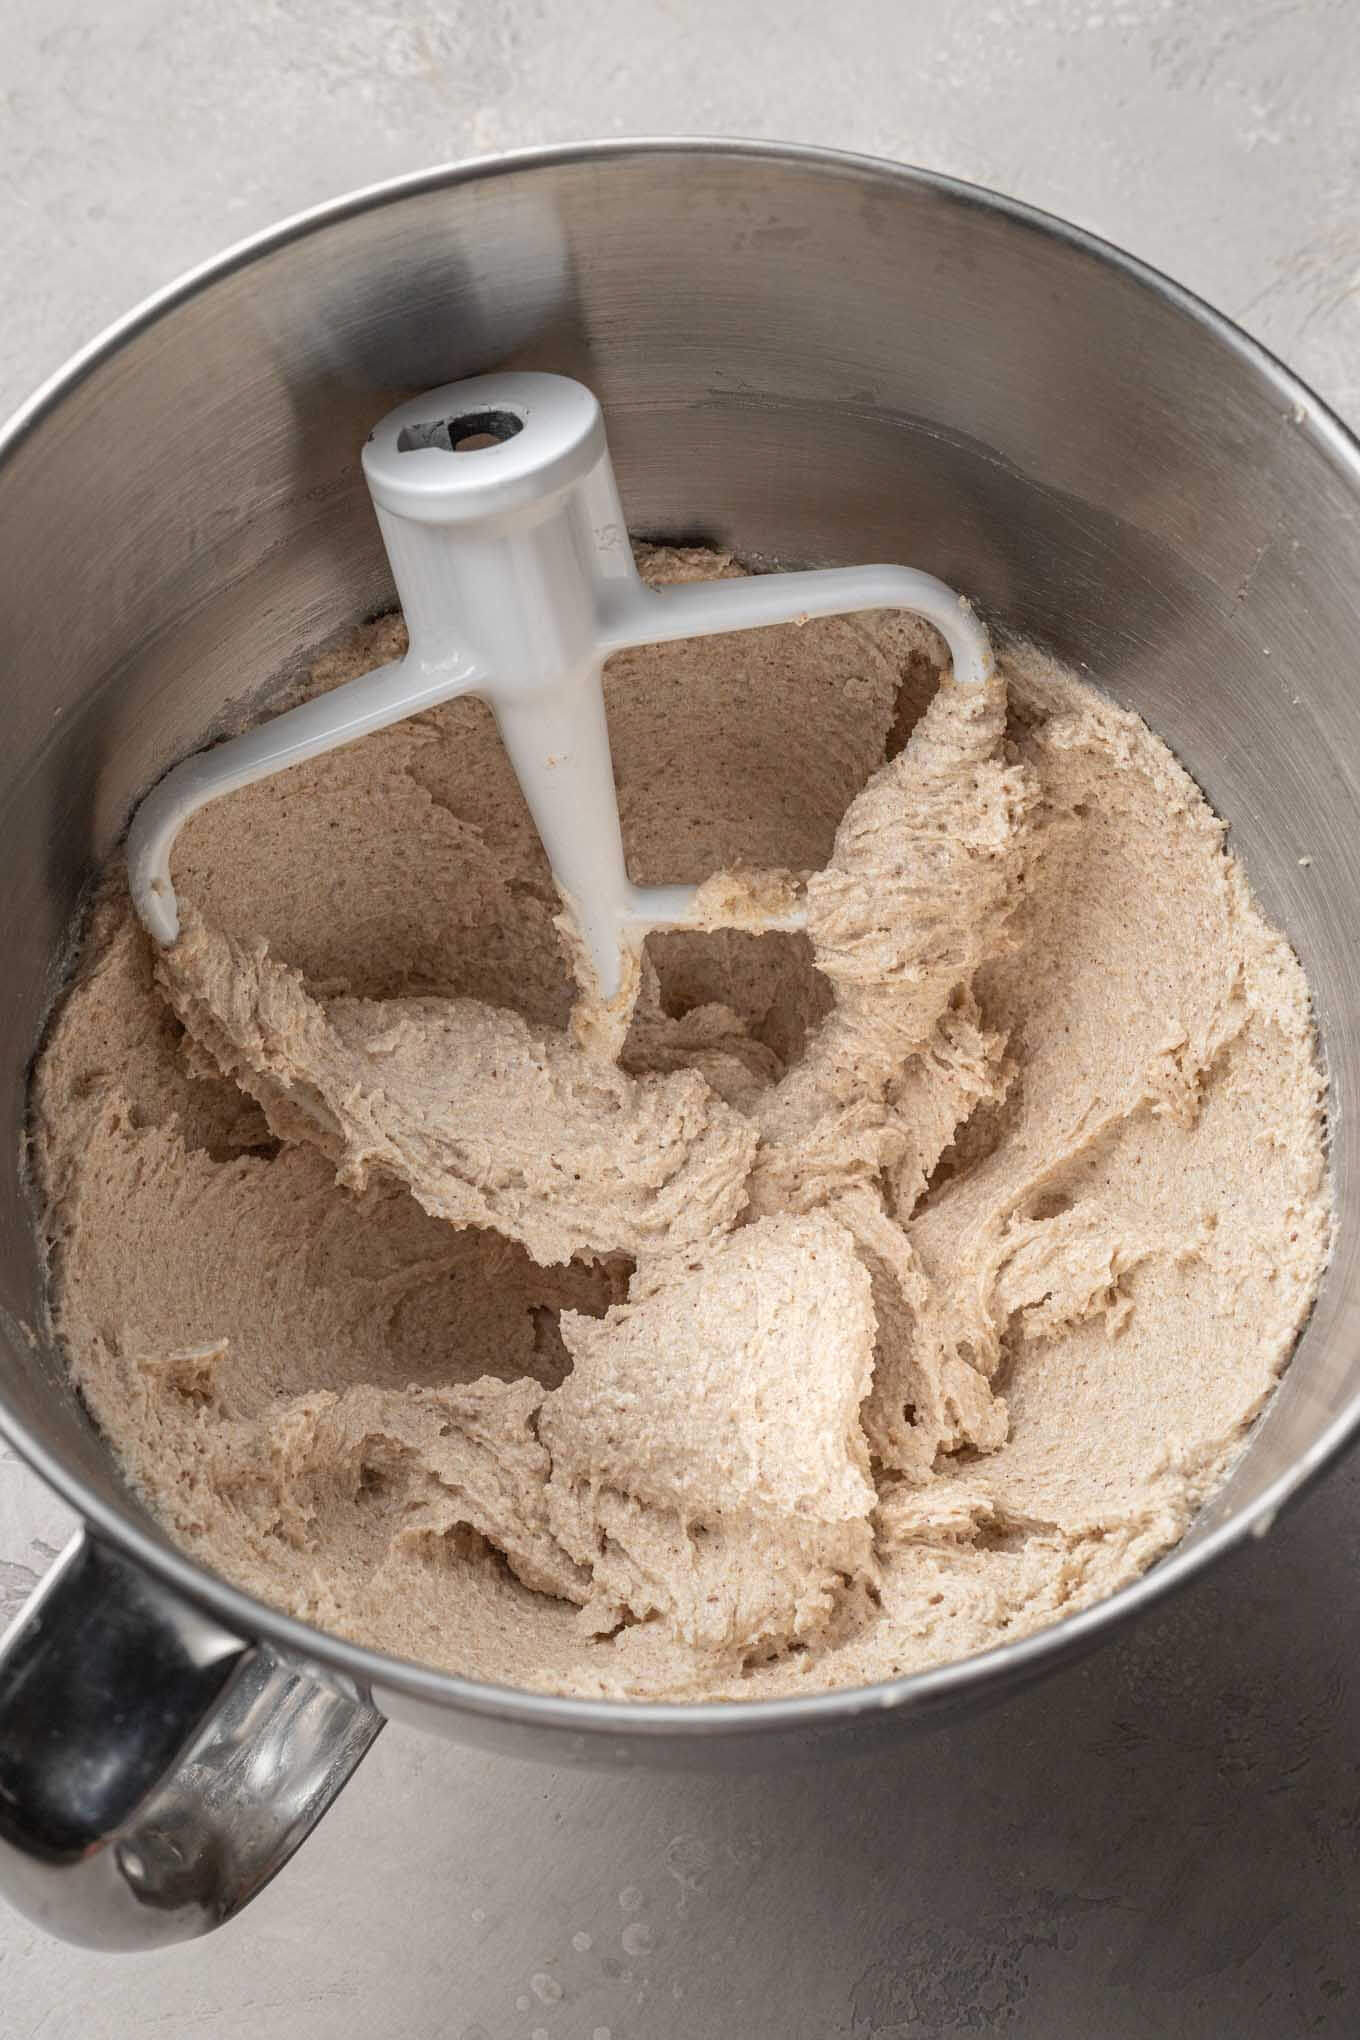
left=30, top=548, right=1332, bottom=1700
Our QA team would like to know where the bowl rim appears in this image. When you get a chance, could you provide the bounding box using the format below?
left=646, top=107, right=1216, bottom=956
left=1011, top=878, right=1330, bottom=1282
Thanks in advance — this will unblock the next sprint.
left=2, top=132, right=1357, bottom=1740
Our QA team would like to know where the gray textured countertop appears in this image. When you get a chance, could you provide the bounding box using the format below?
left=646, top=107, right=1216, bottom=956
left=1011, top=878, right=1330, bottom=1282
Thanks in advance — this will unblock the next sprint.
left=5, top=2, right=1360, bottom=2033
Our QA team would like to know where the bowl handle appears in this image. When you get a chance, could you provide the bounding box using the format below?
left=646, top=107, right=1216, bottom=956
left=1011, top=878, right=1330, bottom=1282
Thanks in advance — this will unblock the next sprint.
left=0, top=1530, right=383, bottom=1947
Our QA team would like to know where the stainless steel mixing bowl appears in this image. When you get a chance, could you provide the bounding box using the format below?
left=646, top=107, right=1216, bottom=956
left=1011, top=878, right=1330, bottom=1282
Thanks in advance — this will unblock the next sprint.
left=1, top=139, right=1357, bottom=1950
